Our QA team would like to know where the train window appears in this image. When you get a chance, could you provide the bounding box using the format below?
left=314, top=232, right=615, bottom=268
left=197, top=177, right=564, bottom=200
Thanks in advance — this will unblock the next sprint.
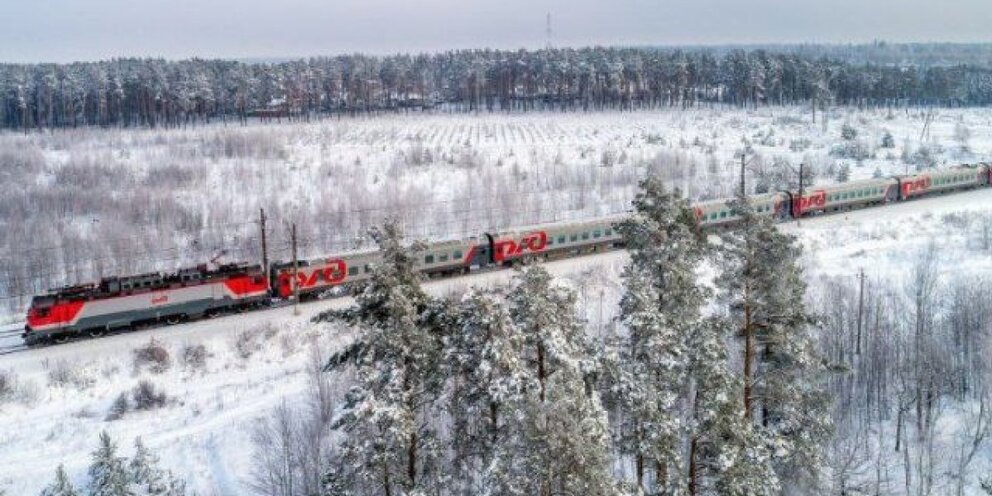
left=438, top=254, right=449, bottom=262
left=425, top=254, right=435, bottom=264
left=364, top=265, right=371, bottom=273
left=570, top=234, right=578, bottom=242
left=558, top=236, right=566, bottom=244
left=453, top=250, right=463, bottom=259
left=581, top=232, right=590, bottom=240
left=348, top=266, right=358, bottom=276
left=593, top=230, right=601, bottom=238
left=720, top=211, right=727, bottom=218
left=605, top=228, right=613, bottom=236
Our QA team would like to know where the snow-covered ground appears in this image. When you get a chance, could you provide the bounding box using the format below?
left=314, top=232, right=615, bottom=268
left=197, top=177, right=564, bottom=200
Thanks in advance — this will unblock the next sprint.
left=3, top=105, right=992, bottom=320
left=1, top=188, right=991, bottom=495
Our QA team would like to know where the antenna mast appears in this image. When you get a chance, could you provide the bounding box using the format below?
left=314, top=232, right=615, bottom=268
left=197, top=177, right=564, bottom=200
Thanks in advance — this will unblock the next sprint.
left=546, top=13, right=553, bottom=49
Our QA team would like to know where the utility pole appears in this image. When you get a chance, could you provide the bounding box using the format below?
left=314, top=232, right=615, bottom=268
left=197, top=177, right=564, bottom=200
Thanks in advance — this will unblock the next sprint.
left=259, top=208, right=268, bottom=280
left=797, top=162, right=805, bottom=225
left=740, top=153, right=746, bottom=197
left=291, top=223, right=300, bottom=316
left=856, top=268, right=865, bottom=356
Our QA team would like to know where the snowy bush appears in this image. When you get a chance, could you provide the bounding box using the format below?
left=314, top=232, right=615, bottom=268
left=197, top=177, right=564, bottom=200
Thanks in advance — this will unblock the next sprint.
left=232, top=325, right=276, bottom=360
left=830, top=140, right=873, bottom=162
left=105, top=392, right=130, bottom=421
left=789, top=138, right=812, bottom=152
left=132, top=338, right=171, bottom=374
left=881, top=130, right=895, bottom=148
left=955, top=122, right=972, bottom=152
left=132, top=380, right=168, bottom=411
left=180, top=343, right=209, bottom=371
left=912, top=144, right=939, bottom=170
left=841, top=123, right=859, bottom=140
left=0, top=370, right=13, bottom=403
left=46, top=359, right=96, bottom=390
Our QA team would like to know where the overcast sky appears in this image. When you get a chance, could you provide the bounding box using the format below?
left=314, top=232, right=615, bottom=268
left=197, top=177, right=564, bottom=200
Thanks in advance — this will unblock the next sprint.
left=2, top=0, right=990, bottom=63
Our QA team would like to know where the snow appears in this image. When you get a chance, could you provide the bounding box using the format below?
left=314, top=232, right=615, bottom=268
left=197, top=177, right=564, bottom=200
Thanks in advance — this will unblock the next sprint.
left=3, top=107, right=992, bottom=493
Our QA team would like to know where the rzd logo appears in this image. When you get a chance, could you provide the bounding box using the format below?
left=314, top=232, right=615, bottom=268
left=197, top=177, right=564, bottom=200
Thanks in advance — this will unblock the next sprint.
left=493, top=231, right=548, bottom=262
left=794, top=190, right=826, bottom=215
left=902, top=176, right=931, bottom=197
left=277, top=259, right=347, bottom=297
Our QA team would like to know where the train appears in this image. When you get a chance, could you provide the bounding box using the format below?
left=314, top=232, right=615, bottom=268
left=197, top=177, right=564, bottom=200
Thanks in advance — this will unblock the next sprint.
left=22, top=163, right=992, bottom=346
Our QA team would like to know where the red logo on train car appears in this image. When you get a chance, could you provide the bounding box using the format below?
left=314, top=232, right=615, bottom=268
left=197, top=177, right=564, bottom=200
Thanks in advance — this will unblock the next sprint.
left=793, top=190, right=826, bottom=216
left=277, top=260, right=347, bottom=298
left=902, top=176, right=931, bottom=197
left=493, top=231, right=548, bottom=262
left=151, top=295, right=169, bottom=305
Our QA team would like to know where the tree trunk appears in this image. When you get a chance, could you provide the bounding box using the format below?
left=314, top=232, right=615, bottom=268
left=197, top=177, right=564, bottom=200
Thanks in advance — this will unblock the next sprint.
left=538, top=341, right=547, bottom=403
left=744, top=299, right=754, bottom=420
left=407, top=432, right=417, bottom=487
left=688, top=437, right=699, bottom=495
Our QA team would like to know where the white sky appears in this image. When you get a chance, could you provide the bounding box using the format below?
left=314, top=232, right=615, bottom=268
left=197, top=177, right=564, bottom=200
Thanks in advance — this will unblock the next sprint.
left=2, top=0, right=990, bottom=63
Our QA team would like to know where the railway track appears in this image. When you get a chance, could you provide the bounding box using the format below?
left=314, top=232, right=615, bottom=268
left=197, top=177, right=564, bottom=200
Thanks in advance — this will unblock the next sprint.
left=0, top=344, right=28, bottom=356
left=0, top=323, right=26, bottom=356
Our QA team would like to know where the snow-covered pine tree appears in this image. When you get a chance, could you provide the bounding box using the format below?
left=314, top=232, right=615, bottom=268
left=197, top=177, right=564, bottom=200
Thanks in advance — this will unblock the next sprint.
left=39, top=464, right=79, bottom=496
left=610, top=176, right=709, bottom=493
left=690, top=317, right=778, bottom=496
left=442, top=289, right=530, bottom=494
left=88, top=431, right=135, bottom=496
left=159, top=472, right=187, bottom=496
left=323, top=221, right=443, bottom=495
left=715, top=194, right=831, bottom=489
left=606, top=269, right=686, bottom=494
left=129, top=437, right=168, bottom=495
left=507, top=266, right=614, bottom=496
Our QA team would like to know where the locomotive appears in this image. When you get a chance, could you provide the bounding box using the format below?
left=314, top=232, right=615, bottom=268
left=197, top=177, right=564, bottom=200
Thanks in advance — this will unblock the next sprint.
left=23, top=163, right=992, bottom=346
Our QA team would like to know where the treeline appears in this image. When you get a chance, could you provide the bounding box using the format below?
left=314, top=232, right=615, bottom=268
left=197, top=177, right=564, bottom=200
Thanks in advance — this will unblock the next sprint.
left=4, top=45, right=992, bottom=130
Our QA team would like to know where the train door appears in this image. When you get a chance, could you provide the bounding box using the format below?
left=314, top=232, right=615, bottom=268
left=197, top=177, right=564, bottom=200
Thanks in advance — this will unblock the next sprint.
left=466, top=238, right=491, bottom=269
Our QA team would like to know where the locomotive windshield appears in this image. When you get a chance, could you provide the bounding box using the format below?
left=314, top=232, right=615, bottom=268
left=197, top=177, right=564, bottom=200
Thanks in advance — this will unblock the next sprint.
left=29, top=295, right=55, bottom=308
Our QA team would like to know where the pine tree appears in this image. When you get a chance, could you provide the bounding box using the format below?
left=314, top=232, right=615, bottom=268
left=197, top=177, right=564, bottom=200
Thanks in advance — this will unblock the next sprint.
left=88, top=431, right=135, bottom=496
left=129, top=438, right=167, bottom=495
left=39, top=464, right=79, bottom=496
left=507, top=266, right=614, bottom=496
left=716, top=195, right=831, bottom=489
left=442, top=289, right=529, bottom=493
left=323, top=221, right=443, bottom=495
left=609, top=176, right=709, bottom=493
left=690, top=317, right=778, bottom=496
left=159, top=472, right=187, bottom=496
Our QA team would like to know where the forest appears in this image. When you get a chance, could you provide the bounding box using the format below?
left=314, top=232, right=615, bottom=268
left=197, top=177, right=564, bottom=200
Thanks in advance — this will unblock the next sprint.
left=3, top=44, right=992, bottom=130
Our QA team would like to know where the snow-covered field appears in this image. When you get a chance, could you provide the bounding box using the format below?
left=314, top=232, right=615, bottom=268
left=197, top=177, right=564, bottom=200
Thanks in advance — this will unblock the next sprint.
left=2, top=105, right=992, bottom=320
left=1, top=187, right=992, bottom=495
